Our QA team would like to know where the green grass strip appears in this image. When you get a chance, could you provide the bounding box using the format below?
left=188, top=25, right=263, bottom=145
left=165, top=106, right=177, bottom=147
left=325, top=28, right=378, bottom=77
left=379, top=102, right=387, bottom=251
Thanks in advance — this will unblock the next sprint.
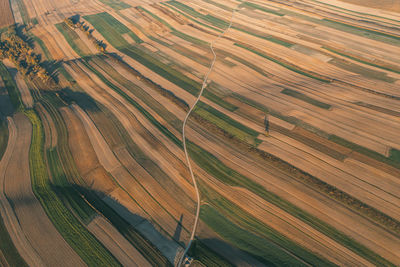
left=188, top=240, right=233, bottom=266
left=329, top=135, right=400, bottom=168
left=189, top=141, right=394, bottom=266
left=25, top=109, right=121, bottom=267
left=240, top=2, right=285, bottom=16
left=232, top=26, right=294, bottom=47
left=197, top=102, right=258, bottom=137
left=0, top=215, right=28, bottom=266
left=80, top=59, right=183, bottom=147
left=0, top=119, right=8, bottom=159
left=84, top=12, right=142, bottom=48
left=324, top=47, right=400, bottom=75
left=55, top=22, right=90, bottom=57
left=328, top=58, right=396, bottom=83
left=15, top=0, right=30, bottom=25
left=97, top=0, right=130, bottom=10
left=322, top=18, right=400, bottom=45
left=0, top=62, right=24, bottom=111
left=167, top=0, right=229, bottom=29
left=47, top=148, right=96, bottom=223
left=281, top=88, right=331, bottom=109
left=235, top=43, right=330, bottom=82
left=30, top=33, right=52, bottom=60
left=201, top=205, right=305, bottom=266
left=199, top=188, right=333, bottom=266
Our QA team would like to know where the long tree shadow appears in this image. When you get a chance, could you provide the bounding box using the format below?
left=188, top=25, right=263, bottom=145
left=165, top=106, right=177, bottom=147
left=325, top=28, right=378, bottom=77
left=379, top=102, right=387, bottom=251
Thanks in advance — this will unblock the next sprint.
left=14, top=24, right=35, bottom=48
left=56, top=88, right=99, bottom=111
left=51, top=184, right=180, bottom=266
left=41, top=60, right=63, bottom=83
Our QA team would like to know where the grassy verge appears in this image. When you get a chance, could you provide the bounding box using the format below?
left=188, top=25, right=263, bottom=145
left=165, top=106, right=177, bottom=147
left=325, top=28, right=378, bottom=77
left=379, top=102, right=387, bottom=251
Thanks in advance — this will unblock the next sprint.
left=25, top=109, right=121, bottom=267
left=281, top=88, right=331, bottom=109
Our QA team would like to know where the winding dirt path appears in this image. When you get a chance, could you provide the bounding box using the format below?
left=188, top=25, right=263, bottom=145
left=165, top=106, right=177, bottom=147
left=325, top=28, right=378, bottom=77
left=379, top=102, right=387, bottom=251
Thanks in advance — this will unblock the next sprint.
left=178, top=6, right=238, bottom=266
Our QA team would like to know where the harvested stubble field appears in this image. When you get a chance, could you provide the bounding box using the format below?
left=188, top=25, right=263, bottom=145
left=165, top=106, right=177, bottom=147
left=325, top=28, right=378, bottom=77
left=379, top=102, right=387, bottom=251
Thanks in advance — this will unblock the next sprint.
left=0, top=0, right=400, bottom=266
left=0, top=0, right=14, bottom=28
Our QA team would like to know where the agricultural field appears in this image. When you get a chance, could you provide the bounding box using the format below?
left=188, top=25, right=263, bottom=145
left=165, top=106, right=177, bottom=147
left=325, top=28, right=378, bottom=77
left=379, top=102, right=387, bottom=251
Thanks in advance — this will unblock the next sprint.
left=0, top=0, right=400, bottom=266
left=0, top=0, right=14, bottom=28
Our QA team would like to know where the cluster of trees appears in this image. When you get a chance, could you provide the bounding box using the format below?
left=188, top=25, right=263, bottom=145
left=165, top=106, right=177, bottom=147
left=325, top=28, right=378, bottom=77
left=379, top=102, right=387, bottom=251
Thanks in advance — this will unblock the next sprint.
left=0, top=26, right=51, bottom=83
left=65, top=17, right=106, bottom=54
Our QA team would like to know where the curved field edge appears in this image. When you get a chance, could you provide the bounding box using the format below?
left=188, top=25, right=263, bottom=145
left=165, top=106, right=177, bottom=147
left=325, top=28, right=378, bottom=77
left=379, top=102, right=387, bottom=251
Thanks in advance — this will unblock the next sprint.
left=0, top=119, right=28, bottom=266
left=25, top=109, right=121, bottom=267
left=40, top=93, right=172, bottom=267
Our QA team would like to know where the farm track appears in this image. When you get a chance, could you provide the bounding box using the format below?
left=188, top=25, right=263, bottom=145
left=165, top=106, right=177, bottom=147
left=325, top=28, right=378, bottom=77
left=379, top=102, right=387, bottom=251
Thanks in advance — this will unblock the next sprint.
left=179, top=5, right=238, bottom=266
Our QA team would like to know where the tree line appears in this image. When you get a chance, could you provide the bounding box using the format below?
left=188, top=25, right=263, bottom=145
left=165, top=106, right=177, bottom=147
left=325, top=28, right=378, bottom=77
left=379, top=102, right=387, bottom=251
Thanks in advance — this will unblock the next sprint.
left=65, top=17, right=107, bottom=54
left=0, top=26, right=52, bottom=84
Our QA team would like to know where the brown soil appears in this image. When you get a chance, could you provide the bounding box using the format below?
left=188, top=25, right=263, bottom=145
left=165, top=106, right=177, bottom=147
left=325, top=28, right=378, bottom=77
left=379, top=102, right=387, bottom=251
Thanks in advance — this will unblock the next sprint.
left=0, top=0, right=14, bottom=28
left=60, top=106, right=116, bottom=194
